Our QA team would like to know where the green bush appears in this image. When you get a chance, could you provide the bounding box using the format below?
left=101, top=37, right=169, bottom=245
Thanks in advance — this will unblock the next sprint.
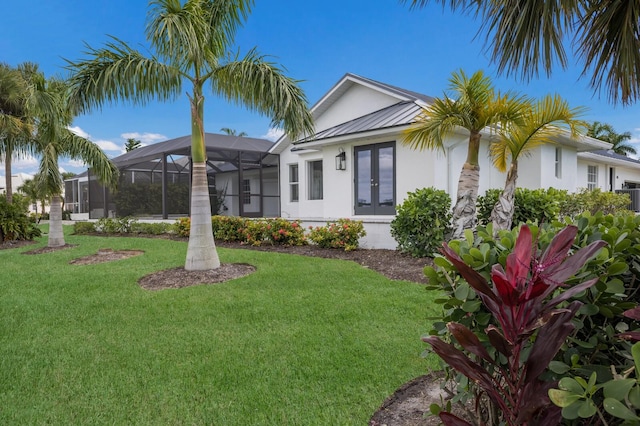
left=262, top=218, right=306, bottom=246
left=477, top=187, right=565, bottom=227
left=390, top=187, right=452, bottom=257
left=73, top=221, right=97, bottom=234
left=308, top=219, right=366, bottom=251
left=212, top=216, right=247, bottom=242
left=423, top=213, right=640, bottom=423
left=173, top=217, right=190, bottom=237
left=0, top=194, right=41, bottom=241
left=559, top=187, right=633, bottom=217
left=131, top=222, right=174, bottom=235
left=95, top=217, right=137, bottom=234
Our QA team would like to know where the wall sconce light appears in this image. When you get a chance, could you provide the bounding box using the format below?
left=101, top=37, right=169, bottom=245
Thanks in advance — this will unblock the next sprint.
left=335, top=148, right=346, bottom=171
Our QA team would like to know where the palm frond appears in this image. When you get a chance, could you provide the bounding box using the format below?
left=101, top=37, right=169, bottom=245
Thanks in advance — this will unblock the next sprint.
left=212, top=49, right=313, bottom=140
left=147, top=0, right=211, bottom=71
left=402, top=97, right=466, bottom=151
left=62, top=129, right=119, bottom=190
left=578, top=1, right=640, bottom=104
left=204, top=0, right=254, bottom=58
left=65, top=37, right=182, bottom=114
left=480, top=0, right=579, bottom=79
left=490, top=94, right=587, bottom=171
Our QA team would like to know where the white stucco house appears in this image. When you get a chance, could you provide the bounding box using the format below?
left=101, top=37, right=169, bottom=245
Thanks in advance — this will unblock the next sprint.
left=271, top=73, right=640, bottom=249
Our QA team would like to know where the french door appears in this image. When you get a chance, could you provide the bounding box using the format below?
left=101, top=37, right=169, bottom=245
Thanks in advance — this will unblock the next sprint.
left=354, top=142, right=395, bottom=215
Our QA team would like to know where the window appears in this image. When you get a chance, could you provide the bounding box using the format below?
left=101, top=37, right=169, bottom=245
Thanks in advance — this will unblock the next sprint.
left=289, top=164, right=299, bottom=202
left=555, top=147, right=562, bottom=178
left=242, top=179, right=251, bottom=204
left=308, top=160, right=323, bottom=200
left=587, top=165, right=598, bottom=190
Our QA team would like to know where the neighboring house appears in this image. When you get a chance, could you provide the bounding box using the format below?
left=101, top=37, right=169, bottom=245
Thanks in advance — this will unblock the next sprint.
left=0, top=173, right=42, bottom=213
left=272, top=73, right=627, bottom=249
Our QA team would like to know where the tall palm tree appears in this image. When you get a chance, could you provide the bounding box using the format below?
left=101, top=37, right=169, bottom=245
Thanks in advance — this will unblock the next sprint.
left=0, top=63, right=36, bottom=204
left=489, top=95, right=586, bottom=233
left=66, top=0, right=313, bottom=271
left=403, top=69, right=527, bottom=239
left=402, top=1, right=640, bottom=105
left=587, top=121, right=637, bottom=157
left=34, top=77, right=118, bottom=248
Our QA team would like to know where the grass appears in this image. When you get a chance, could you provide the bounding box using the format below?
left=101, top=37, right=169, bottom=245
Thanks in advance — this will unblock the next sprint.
left=0, top=226, right=439, bottom=425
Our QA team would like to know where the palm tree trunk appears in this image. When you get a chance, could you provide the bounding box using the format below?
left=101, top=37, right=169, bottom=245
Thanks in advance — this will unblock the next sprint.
left=451, top=131, right=482, bottom=239
left=4, top=147, right=12, bottom=204
left=185, top=84, right=220, bottom=271
left=491, top=162, right=518, bottom=235
left=48, top=194, right=65, bottom=247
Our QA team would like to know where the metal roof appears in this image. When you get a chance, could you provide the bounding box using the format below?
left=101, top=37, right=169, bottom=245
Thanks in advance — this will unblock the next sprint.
left=298, top=101, right=423, bottom=143
left=110, top=133, right=274, bottom=169
left=588, top=149, right=640, bottom=165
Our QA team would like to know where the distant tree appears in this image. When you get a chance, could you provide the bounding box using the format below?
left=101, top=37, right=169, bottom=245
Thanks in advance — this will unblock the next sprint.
left=220, top=127, right=247, bottom=137
left=18, top=177, right=49, bottom=220
left=67, top=0, right=313, bottom=271
left=402, top=1, right=640, bottom=105
left=587, top=121, right=637, bottom=156
left=125, top=137, right=142, bottom=152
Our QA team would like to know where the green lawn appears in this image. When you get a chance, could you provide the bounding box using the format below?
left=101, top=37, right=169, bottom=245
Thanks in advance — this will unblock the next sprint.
left=1, top=227, right=439, bottom=425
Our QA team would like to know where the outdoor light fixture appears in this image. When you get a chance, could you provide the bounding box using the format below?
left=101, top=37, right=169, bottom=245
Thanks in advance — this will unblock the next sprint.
left=335, top=148, right=346, bottom=170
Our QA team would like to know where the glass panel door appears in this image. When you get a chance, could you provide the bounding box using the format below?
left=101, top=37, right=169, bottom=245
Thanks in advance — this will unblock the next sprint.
left=354, top=142, right=395, bottom=215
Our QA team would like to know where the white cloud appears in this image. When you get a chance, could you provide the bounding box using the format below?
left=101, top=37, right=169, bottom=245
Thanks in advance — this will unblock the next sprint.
left=68, top=126, right=91, bottom=139
left=94, top=140, right=122, bottom=152
left=262, top=128, right=284, bottom=142
left=120, top=132, right=166, bottom=144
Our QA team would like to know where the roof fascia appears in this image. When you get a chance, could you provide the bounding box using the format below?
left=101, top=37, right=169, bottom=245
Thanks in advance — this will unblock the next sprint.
left=578, top=151, right=640, bottom=168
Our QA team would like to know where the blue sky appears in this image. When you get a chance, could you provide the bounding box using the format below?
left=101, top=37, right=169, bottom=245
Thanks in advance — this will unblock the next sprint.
left=3, top=0, right=640, bottom=175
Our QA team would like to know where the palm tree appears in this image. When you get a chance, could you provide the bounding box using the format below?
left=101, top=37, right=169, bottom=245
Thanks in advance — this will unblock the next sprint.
left=124, top=138, right=142, bottom=152
left=18, top=177, right=49, bottom=220
left=0, top=63, right=37, bottom=204
left=66, top=0, right=313, bottom=271
left=587, top=121, right=637, bottom=157
left=403, top=69, right=527, bottom=239
left=402, top=1, right=640, bottom=105
left=34, top=77, right=118, bottom=248
left=489, top=95, right=587, bottom=233
left=220, top=127, right=247, bottom=137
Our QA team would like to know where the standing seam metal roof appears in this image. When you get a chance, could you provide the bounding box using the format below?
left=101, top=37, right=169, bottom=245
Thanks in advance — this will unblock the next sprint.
left=296, top=101, right=424, bottom=143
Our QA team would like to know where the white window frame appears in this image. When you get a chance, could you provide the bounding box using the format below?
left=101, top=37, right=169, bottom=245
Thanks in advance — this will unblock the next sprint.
left=587, top=165, right=598, bottom=190
left=308, top=160, right=323, bottom=200
left=555, top=147, right=562, bottom=178
left=289, top=164, right=299, bottom=202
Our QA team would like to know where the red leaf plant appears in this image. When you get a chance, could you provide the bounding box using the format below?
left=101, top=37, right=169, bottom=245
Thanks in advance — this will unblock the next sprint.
left=425, top=225, right=606, bottom=425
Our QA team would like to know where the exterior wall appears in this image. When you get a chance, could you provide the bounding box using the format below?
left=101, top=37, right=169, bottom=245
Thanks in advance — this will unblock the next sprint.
left=314, top=84, right=401, bottom=132
left=576, top=160, right=607, bottom=191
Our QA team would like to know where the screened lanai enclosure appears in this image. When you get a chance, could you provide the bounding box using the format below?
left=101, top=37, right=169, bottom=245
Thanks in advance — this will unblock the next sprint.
left=65, top=133, right=280, bottom=220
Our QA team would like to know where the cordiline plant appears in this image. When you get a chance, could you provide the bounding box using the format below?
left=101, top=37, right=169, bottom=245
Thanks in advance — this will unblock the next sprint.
left=424, top=225, right=606, bottom=425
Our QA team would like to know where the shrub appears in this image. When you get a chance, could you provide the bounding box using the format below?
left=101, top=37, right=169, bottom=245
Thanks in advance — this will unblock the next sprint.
left=391, top=187, right=452, bottom=257
left=131, top=222, right=174, bottom=235
left=423, top=213, right=640, bottom=424
left=0, top=195, right=41, bottom=241
left=95, top=217, right=137, bottom=234
left=559, top=187, right=633, bottom=217
left=212, top=216, right=247, bottom=242
left=263, top=218, right=306, bottom=246
left=477, top=187, right=565, bottom=227
left=424, top=224, right=606, bottom=424
left=173, top=217, right=190, bottom=237
left=73, top=221, right=97, bottom=234
left=308, top=218, right=366, bottom=251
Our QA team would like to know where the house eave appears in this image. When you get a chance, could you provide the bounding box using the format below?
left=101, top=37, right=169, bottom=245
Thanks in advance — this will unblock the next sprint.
left=578, top=151, right=640, bottom=168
